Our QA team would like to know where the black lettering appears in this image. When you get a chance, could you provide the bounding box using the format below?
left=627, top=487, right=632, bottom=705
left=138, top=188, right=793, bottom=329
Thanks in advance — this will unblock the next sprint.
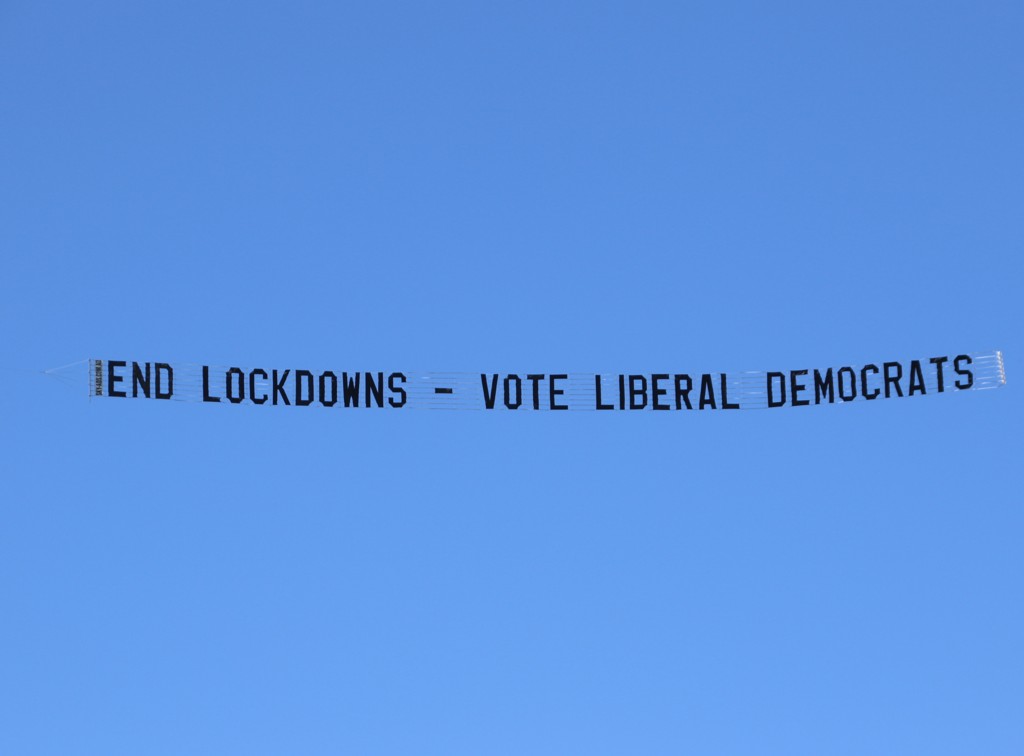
left=202, top=365, right=220, bottom=403
left=790, top=369, right=809, bottom=407
left=388, top=372, right=407, bottom=407
left=721, top=374, right=740, bottom=409
left=629, top=375, right=647, bottom=410
left=595, top=375, right=614, bottom=410
left=295, top=370, right=314, bottom=406
left=365, top=372, right=385, bottom=408
left=342, top=372, right=359, bottom=407
left=226, top=367, right=245, bottom=404
left=674, top=374, right=693, bottom=410
left=155, top=363, right=173, bottom=399
left=108, top=360, right=127, bottom=398
left=550, top=374, right=568, bottom=410
left=527, top=374, right=544, bottom=410
left=132, top=362, right=151, bottom=398
left=319, top=371, right=338, bottom=407
left=481, top=374, right=498, bottom=409
left=504, top=375, right=522, bottom=409
left=930, top=356, right=948, bottom=392
left=813, top=368, right=834, bottom=404
left=861, top=364, right=880, bottom=400
left=883, top=361, right=904, bottom=398
left=699, top=374, right=716, bottom=410
left=908, top=360, right=926, bottom=396
left=954, top=354, right=974, bottom=389
left=767, top=372, right=786, bottom=407
left=837, top=367, right=856, bottom=402
left=651, top=374, right=669, bottom=410
left=250, top=369, right=268, bottom=405
left=273, top=369, right=291, bottom=406
left=618, top=374, right=626, bottom=410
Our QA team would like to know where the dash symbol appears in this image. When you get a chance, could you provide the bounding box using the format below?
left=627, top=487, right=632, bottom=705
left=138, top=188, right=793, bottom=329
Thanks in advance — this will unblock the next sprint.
left=434, top=387, right=454, bottom=395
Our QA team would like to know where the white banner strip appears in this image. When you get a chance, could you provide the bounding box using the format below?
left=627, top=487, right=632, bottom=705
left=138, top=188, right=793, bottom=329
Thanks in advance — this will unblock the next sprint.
left=88, top=351, right=1006, bottom=411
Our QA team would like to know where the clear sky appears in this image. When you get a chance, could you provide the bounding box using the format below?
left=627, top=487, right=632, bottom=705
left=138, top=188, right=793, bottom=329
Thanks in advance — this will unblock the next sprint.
left=1, top=2, right=1022, bottom=754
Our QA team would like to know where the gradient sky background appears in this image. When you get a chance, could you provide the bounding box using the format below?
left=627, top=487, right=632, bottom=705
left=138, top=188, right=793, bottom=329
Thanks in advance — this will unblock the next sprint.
left=1, top=2, right=1022, bottom=754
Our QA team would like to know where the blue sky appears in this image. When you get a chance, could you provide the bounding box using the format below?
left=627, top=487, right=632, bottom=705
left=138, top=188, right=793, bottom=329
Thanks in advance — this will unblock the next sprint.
left=1, top=2, right=1022, bottom=753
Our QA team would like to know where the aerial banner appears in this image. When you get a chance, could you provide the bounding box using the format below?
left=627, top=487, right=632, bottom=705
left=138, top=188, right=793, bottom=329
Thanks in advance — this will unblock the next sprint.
left=87, top=351, right=1006, bottom=411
